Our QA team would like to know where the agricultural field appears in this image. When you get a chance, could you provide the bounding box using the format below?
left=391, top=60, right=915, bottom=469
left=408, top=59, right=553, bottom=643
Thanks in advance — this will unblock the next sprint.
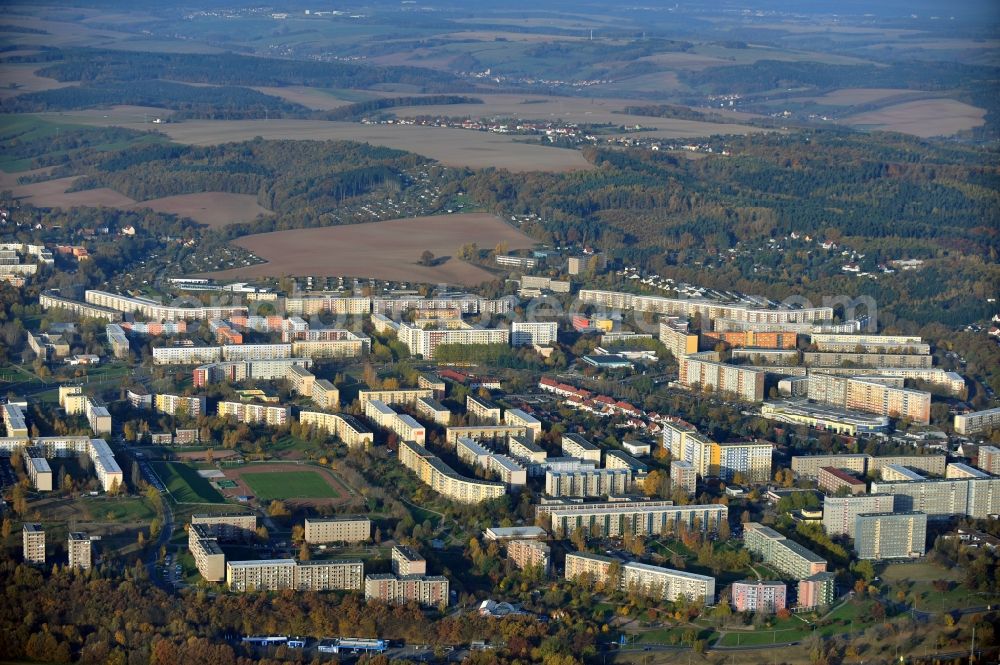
left=248, top=86, right=362, bottom=110
left=32, top=113, right=595, bottom=172
left=202, top=213, right=536, bottom=285
left=842, top=98, right=987, bottom=137
left=0, top=64, right=78, bottom=100
left=149, top=461, right=226, bottom=504
left=240, top=470, right=341, bottom=501
left=787, top=87, right=925, bottom=106
left=1, top=175, right=137, bottom=208
left=129, top=192, right=273, bottom=228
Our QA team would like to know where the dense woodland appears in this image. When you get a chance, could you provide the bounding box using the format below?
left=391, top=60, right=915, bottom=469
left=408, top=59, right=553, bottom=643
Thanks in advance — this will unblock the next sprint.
left=20, top=48, right=463, bottom=92
left=1, top=125, right=166, bottom=170
left=0, top=556, right=578, bottom=665
left=68, top=139, right=427, bottom=217
left=2, top=80, right=310, bottom=119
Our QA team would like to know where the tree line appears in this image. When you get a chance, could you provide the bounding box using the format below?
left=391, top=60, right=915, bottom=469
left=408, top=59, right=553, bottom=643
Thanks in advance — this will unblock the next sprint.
left=28, top=48, right=464, bottom=92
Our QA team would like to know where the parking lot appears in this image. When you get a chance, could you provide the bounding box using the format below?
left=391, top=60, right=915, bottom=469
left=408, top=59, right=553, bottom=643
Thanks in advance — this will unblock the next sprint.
left=140, top=462, right=166, bottom=492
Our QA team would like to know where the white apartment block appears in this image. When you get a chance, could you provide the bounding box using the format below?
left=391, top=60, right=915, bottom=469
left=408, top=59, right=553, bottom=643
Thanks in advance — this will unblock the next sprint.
left=810, top=334, right=929, bottom=354
left=191, top=513, right=258, bottom=539
left=285, top=295, right=371, bottom=316
left=511, top=321, right=558, bottom=347
left=545, top=468, right=631, bottom=498
left=299, top=411, right=374, bottom=449
left=415, top=397, right=451, bottom=425
left=3, top=403, right=28, bottom=438
left=467, top=394, right=502, bottom=424
left=946, top=462, right=991, bottom=479
left=312, top=379, right=340, bottom=411
left=679, top=351, right=765, bottom=402
left=359, top=389, right=435, bottom=407
left=27, top=456, right=53, bottom=491
left=871, top=477, right=1000, bottom=520
left=86, top=399, right=112, bottom=436
left=23, top=524, right=45, bottom=564
left=659, top=316, right=699, bottom=360
left=189, top=525, right=226, bottom=581
left=504, top=408, right=542, bottom=440
left=561, top=433, right=602, bottom=463
left=791, top=454, right=946, bottom=480
left=68, top=532, right=93, bottom=570
left=578, top=290, right=833, bottom=326
left=399, top=439, right=506, bottom=504
left=807, top=366, right=965, bottom=395
left=455, top=438, right=528, bottom=490
left=956, top=408, right=1000, bottom=437
left=304, top=517, right=371, bottom=544
left=222, top=344, right=292, bottom=361
left=822, top=494, right=896, bottom=539
left=662, top=420, right=713, bottom=478
left=85, top=290, right=246, bottom=321
left=391, top=545, right=427, bottom=576
left=292, top=333, right=370, bottom=359
left=364, top=573, right=449, bottom=607
left=59, top=385, right=88, bottom=415
left=0, top=437, right=122, bottom=492
left=227, top=559, right=363, bottom=592
left=670, top=460, right=697, bottom=495
left=153, top=346, right=223, bottom=365
left=714, top=441, right=773, bottom=484
left=106, top=324, right=129, bottom=359
left=217, top=401, right=290, bottom=426
left=154, top=393, right=206, bottom=417
left=508, top=435, right=547, bottom=464
left=40, top=291, right=122, bottom=322
left=977, top=446, right=1000, bottom=475
left=445, top=425, right=527, bottom=447
left=394, top=321, right=509, bottom=359
left=364, top=399, right=426, bottom=445
left=565, top=552, right=715, bottom=604
left=538, top=500, right=727, bottom=538
left=507, top=539, right=551, bottom=574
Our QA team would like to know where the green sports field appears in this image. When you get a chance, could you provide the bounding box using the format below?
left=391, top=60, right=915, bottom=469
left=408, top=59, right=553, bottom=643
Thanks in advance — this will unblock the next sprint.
left=150, top=462, right=225, bottom=504
left=241, top=470, right=340, bottom=501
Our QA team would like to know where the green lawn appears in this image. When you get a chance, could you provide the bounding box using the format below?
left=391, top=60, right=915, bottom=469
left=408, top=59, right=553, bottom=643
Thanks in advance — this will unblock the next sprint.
left=718, top=626, right=799, bottom=647
left=242, top=470, right=339, bottom=501
left=881, top=560, right=961, bottom=583
left=879, top=560, right=1000, bottom=612
left=717, top=599, right=880, bottom=647
left=635, top=625, right=717, bottom=645
left=150, top=462, right=225, bottom=504
left=86, top=498, right=157, bottom=522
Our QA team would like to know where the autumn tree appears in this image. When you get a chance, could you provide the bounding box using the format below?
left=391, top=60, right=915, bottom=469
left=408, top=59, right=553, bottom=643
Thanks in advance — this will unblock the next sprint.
left=267, top=500, right=290, bottom=517
left=718, top=518, right=731, bottom=541
left=642, top=469, right=668, bottom=498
